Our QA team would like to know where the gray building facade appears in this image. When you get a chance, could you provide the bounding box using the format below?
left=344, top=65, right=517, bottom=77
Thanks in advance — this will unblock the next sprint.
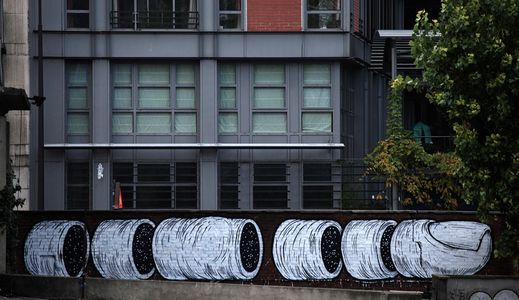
left=29, top=0, right=401, bottom=211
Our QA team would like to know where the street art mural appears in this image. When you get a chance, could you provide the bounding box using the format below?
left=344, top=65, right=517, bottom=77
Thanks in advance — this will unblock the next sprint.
left=21, top=213, right=501, bottom=289
left=24, top=220, right=89, bottom=277
left=91, top=219, right=156, bottom=280
left=273, top=219, right=342, bottom=280
left=152, top=217, right=263, bottom=280
left=342, top=220, right=492, bottom=280
left=470, top=290, right=519, bottom=300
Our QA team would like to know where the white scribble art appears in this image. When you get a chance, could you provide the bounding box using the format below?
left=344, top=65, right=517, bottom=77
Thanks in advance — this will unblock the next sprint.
left=152, top=217, right=263, bottom=280
left=273, top=219, right=342, bottom=280
left=471, top=292, right=494, bottom=300
left=341, top=220, right=398, bottom=280
left=391, top=220, right=492, bottom=278
left=470, top=290, right=519, bottom=300
left=97, top=163, right=104, bottom=180
left=91, top=219, right=155, bottom=280
left=24, top=220, right=90, bottom=277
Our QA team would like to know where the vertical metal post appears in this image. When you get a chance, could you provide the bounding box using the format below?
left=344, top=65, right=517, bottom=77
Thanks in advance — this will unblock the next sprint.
left=37, top=0, right=44, bottom=210
left=390, top=39, right=399, bottom=210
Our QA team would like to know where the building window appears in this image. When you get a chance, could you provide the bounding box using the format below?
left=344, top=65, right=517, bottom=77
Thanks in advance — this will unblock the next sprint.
left=218, top=64, right=238, bottom=134
left=111, top=63, right=197, bottom=135
left=66, top=162, right=90, bottom=209
left=252, top=65, right=287, bottom=133
left=302, top=163, right=334, bottom=208
left=219, top=162, right=239, bottom=209
left=111, top=0, right=198, bottom=29
left=219, top=0, right=242, bottom=30
left=307, top=0, right=341, bottom=29
left=113, top=162, right=198, bottom=209
left=66, top=62, right=90, bottom=137
left=253, top=164, right=288, bottom=209
left=302, top=64, right=332, bottom=133
left=67, top=0, right=90, bottom=28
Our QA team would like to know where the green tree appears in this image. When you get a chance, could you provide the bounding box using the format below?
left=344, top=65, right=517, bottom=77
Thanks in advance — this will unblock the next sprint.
left=412, top=0, right=519, bottom=268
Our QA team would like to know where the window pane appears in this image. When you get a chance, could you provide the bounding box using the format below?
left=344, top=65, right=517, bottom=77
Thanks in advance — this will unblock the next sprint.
left=113, top=64, right=132, bottom=85
left=113, top=88, right=132, bottom=109
left=302, top=112, right=332, bottom=132
left=303, top=88, right=331, bottom=107
left=113, top=162, right=133, bottom=184
left=219, top=88, right=236, bottom=108
left=303, top=185, right=333, bottom=209
left=219, top=64, right=236, bottom=85
left=67, top=113, right=89, bottom=134
left=304, top=163, right=332, bottom=181
left=254, top=88, right=285, bottom=108
left=253, top=113, right=287, bottom=133
left=138, top=164, right=170, bottom=182
left=67, top=0, right=89, bottom=10
left=253, top=186, right=287, bottom=209
left=220, top=186, right=239, bottom=209
left=220, top=0, right=241, bottom=10
left=220, top=162, right=239, bottom=183
left=254, top=164, right=286, bottom=182
left=307, top=0, right=340, bottom=10
left=67, top=13, right=89, bottom=28
left=136, top=186, right=171, bottom=209
left=307, top=13, right=340, bottom=29
left=68, top=64, right=88, bottom=85
left=254, top=65, right=284, bottom=84
left=67, top=186, right=89, bottom=209
left=138, top=88, right=170, bottom=108
left=136, top=113, right=171, bottom=133
left=220, top=14, right=241, bottom=29
left=176, top=88, right=195, bottom=108
left=175, top=113, right=196, bottom=133
left=218, top=112, right=238, bottom=133
left=175, top=186, right=197, bottom=209
left=112, top=113, right=133, bottom=133
left=176, top=162, right=197, bottom=183
left=68, top=88, right=87, bottom=109
left=68, top=162, right=89, bottom=184
left=304, top=64, right=331, bottom=84
left=139, top=64, right=170, bottom=85
left=176, top=64, right=195, bottom=85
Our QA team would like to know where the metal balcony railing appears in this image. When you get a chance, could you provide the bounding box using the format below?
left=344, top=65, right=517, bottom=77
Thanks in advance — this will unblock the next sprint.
left=110, top=10, right=199, bottom=30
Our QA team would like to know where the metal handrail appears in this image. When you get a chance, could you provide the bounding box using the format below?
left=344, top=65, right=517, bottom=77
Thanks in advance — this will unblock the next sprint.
left=110, top=10, right=199, bottom=29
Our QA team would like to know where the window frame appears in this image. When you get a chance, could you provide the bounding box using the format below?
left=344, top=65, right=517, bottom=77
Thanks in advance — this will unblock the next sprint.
left=301, top=63, right=333, bottom=134
left=218, top=63, right=239, bottom=134
left=218, top=0, right=243, bottom=31
left=252, top=163, right=289, bottom=209
left=305, top=0, right=342, bottom=30
left=302, top=162, right=335, bottom=209
left=66, top=0, right=90, bottom=29
left=66, top=61, right=91, bottom=139
left=66, top=161, right=91, bottom=210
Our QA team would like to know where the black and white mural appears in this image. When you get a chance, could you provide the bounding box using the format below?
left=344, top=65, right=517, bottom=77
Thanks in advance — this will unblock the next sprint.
left=273, top=219, right=342, bottom=280
left=91, top=219, right=155, bottom=280
left=22, top=216, right=495, bottom=283
left=470, top=290, right=519, bottom=300
left=152, top=217, right=263, bottom=280
left=24, top=220, right=90, bottom=277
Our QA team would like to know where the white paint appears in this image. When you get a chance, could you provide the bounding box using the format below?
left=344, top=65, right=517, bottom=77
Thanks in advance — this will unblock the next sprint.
left=24, top=220, right=89, bottom=277
left=91, top=219, right=155, bottom=280
left=341, top=220, right=398, bottom=280
left=391, top=220, right=492, bottom=278
left=470, top=292, right=493, bottom=300
left=494, top=290, right=519, bottom=300
left=273, top=219, right=342, bottom=280
left=152, top=217, right=263, bottom=280
left=97, top=163, right=104, bottom=180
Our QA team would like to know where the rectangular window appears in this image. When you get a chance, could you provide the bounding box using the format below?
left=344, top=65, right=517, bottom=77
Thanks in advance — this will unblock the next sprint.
left=253, top=65, right=287, bottom=133
left=113, top=162, right=197, bottom=209
left=219, top=0, right=242, bottom=30
left=111, top=63, right=197, bottom=135
left=66, top=162, right=90, bottom=209
left=66, top=63, right=90, bottom=137
left=67, top=0, right=90, bottom=28
left=218, top=64, right=238, bottom=134
left=303, top=163, right=334, bottom=208
left=111, top=0, right=198, bottom=29
left=219, top=163, right=239, bottom=209
left=307, top=0, right=341, bottom=29
left=253, top=164, right=288, bottom=209
left=302, top=64, right=332, bottom=133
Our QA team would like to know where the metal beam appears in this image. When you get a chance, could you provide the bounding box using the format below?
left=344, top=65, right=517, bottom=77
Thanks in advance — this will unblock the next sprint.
left=44, top=143, right=345, bottom=149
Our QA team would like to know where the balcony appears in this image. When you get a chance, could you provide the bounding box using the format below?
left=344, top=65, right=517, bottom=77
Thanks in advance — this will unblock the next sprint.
left=110, top=11, right=199, bottom=30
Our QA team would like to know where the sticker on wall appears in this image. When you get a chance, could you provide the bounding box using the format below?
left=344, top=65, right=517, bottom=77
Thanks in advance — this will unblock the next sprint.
left=390, top=220, right=492, bottom=278
left=152, top=217, right=263, bottom=280
left=341, top=220, right=399, bottom=280
left=24, top=220, right=90, bottom=277
left=273, top=219, right=342, bottom=280
left=470, top=290, right=519, bottom=300
left=92, top=219, right=155, bottom=280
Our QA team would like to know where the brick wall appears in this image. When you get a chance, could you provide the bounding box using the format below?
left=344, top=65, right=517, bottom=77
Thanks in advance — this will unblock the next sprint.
left=247, top=0, right=301, bottom=32
left=15, top=211, right=514, bottom=292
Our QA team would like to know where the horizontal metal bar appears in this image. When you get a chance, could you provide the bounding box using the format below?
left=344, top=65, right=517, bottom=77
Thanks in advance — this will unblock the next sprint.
left=44, top=143, right=345, bottom=149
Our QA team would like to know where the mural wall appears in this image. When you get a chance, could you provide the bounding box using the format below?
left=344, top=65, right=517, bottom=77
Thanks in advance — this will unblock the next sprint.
left=16, top=211, right=514, bottom=292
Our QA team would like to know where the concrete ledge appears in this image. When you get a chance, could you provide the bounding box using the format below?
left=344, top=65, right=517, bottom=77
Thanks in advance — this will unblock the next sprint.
left=432, top=275, right=519, bottom=300
left=1, top=274, right=423, bottom=300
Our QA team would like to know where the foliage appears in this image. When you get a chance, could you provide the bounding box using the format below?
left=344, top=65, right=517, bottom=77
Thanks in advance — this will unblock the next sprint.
left=412, top=0, right=519, bottom=268
left=0, top=161, right=24, bottom=272
left=365, top=76, right=462, bottom=209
